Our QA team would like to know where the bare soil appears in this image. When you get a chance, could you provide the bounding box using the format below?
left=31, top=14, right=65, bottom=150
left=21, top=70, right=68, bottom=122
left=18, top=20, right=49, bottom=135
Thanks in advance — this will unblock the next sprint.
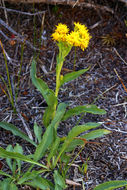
left=0, top=1, right=127, bottom=189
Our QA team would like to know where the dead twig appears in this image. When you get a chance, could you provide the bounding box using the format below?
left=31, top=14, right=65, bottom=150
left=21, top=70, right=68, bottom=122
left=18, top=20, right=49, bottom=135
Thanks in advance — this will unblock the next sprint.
left=0, top=6, right=46, bottom=16
left=3, top=0, right=114, bottom=14
left=1, top=0, right=8, bottom=25
left=114, top=48, right=127, bottom=65
left=0, top=18, right=41, bottom=51
left=93, top=83, right=118, bottom=103
left=114, top=68, right=127, bottom=93
left=113, top=102, right=127, bottom=107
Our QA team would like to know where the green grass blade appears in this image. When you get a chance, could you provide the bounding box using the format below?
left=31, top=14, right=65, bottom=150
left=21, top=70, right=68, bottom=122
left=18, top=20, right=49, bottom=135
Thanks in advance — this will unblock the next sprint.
left=0, top=122, right=37, bottom=147
left=62, top=104, right=106, bottom=121
left=93, top=180, right=127, bottom=190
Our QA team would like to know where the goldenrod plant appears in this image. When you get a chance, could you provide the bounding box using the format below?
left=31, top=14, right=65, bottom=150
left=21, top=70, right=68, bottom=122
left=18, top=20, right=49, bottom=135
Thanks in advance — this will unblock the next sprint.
left=0, top=23, right=111, bottom=189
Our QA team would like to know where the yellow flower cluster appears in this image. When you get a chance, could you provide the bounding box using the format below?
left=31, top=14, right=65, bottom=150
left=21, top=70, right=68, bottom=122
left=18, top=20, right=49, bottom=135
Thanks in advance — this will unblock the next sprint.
left=52, top=22, right=91, bottom=51
left=51, top=23, right=69, bottom=42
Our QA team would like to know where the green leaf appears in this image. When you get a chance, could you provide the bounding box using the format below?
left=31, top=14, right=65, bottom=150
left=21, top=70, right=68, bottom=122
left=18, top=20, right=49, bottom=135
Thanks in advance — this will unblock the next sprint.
left=30, top=59, right=57, bottom=106
left=33, top=123, right=54, bottom=162
left=24, top=176, right=54, bottom=190
left=60, top=68, right=89, bottom=87
left=93, top=180, right=127, bottom=190
left=43, top=106, right=54, bottom=127
left=0, top=171, right=13, bottom=179
left=34, top=123, right=42, bottom=143
left=18, top=170, right=40, bottom=184
left=6, top=145, right=13, bottom=172
left=66, top=129, right=110, bottom=152
left=0, top=178, right=18, bottom=190
left=0, top=122, right=37, bottom=147
left=62, top=104, right=106, bottom=121
left=34, top=102, right=68, bottom=162
left=54, top=170, right=66, bottom=190
left=82, top=129, right=110, bottom=140
left=47, top=137, right=60, bottom=165
left=55, top=122, right=101, bottom=166
left=13, top=144, right=23, bottom=174
left=0, top=147, right=48, bottom=169
left=52, top=102, right=68, bottom=131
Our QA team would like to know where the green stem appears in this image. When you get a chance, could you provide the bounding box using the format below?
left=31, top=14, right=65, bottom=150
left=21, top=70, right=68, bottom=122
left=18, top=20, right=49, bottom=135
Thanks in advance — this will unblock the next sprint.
left=0, top=40, right=14, bottom=109
left=0, top=75, right=13, bottom=106
left=73, top=46, right=76, bottom=71
left=65, top=145, right=85, bottom=175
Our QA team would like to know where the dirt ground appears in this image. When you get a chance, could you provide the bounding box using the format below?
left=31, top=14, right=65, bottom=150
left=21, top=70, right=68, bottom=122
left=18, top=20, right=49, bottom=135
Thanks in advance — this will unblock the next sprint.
left=0, top=1, right=127, bottom=189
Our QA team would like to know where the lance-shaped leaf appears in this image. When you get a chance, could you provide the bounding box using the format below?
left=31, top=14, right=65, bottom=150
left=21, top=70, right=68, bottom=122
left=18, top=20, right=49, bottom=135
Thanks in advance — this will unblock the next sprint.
left=54, top=170, right=67, bottom=190
left=18, top=170, right=42, bottom=184
left=93, top=180, right=127, bottom=190
left=60, top=68, right=89, bottom=87
left=34, top=123, right=42, bottom=144
left=34, top=103, right=68, bottom=162
left=0, top=122, right=36, bottom=147
left=30, top=59, right=57, bottom=106
left=33, top=122, right=54, bottom=162
left=42, top=105, right=54, bottom=127
left=62, top=104, right=106, bottom=121
left=0, top=178, right=18, bottom=190
left=47, top=137, right=60, bottom=165
left=0, top=147, right=48, bottom=169
left=0, top=171, right=13, bottom=179
left=24, top=176, right=54, bottom=190
left=54, top=122, right=101, bottom=166
left=66, top=129, right=110, bottom=152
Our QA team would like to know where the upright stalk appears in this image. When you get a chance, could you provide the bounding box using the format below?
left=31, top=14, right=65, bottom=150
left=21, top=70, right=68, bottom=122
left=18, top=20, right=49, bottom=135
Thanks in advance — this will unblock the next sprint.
left=73, top=46, right=76, bottom=71
left=0, top=40, right=14, bottom=110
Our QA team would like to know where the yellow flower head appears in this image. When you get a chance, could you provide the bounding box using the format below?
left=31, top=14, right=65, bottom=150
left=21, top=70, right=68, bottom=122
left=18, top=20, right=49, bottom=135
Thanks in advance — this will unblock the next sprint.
left=51, top=23, right=69, bottom=42
left=74, top=22, right=92, bottom=50
left=52, top=22, right=91, bottom=51
left=66, top=31, right=80, bottom=47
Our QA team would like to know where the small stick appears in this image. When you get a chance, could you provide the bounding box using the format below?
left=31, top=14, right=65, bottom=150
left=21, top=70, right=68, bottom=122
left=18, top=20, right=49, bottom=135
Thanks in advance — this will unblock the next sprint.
left=113, top=102, right=127, bottom=107
left=0, top=6, right=46, bottom=16
left=93, top=83, right=118, bottom=103
left=1, top=0, right=8, bottom=25
left=0, top=18, right=40, bottom=51
left=114, top=48, right=127, bottom=65
left=114, top=68, right=127, bottom=93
